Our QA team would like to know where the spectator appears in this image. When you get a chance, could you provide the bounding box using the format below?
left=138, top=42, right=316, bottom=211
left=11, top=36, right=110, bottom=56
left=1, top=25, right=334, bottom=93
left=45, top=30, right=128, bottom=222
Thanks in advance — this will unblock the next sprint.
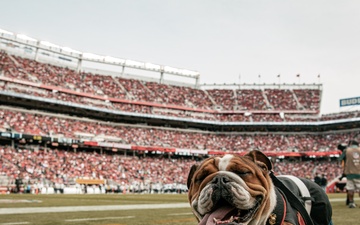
left=338, top=143, right=350, bottom=205
left=15, top=176, right=23, bottom=193
left=314, top=173, right=321, bottom=186
left=320, top=174, right=327, bottom=191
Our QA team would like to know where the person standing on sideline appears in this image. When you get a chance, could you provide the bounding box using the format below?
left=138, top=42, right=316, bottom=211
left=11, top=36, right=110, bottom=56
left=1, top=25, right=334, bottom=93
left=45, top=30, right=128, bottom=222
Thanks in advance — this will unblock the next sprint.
left=339, top=139, right=360, bottom=208
left=320, top=174, right=328, bottom=192
left=338, top=143, right=350, bottom=205
left=314, top=173, right=322, bottom=186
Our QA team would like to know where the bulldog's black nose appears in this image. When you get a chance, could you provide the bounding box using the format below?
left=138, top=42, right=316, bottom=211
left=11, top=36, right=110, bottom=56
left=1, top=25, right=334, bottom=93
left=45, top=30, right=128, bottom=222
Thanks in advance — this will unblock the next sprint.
left=212, top=175, right=230, bottom=185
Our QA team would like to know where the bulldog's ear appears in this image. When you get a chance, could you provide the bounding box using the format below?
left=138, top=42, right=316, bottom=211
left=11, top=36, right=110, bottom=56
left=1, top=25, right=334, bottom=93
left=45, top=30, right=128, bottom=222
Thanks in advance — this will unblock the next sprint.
left=245, top=150, right=272, bottom=171
left=187, top=164, right=199, bottom=188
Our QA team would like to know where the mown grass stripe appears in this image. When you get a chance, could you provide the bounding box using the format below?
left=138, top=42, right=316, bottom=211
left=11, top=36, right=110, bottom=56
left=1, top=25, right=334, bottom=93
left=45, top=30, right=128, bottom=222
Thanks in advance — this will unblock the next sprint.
left=167, top=212, right=194, bottom=216
left=65, top=216, right=135, bottom=222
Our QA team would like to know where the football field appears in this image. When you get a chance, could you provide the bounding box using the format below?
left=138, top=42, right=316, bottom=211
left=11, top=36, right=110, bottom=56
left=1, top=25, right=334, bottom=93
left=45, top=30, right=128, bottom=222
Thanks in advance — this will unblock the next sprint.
left=0, top=193, right=358, bottom=225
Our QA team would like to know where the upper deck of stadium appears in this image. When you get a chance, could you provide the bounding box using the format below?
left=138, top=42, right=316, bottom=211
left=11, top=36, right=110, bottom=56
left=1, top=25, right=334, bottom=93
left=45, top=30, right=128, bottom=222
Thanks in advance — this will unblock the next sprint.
left=0, top=30, right=326, bottom=116
left=0, top=29, right=359, bottom=130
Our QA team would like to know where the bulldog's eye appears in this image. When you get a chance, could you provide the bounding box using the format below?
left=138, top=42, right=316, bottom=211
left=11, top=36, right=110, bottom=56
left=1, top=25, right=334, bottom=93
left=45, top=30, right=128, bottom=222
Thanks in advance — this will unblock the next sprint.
left=257, top=163, right=268, bottom=171
left=195, top=172, right=209, bottom=184
left=235, top=170, right=251, bottom=177
left=195, top=177, right=204, bottom=184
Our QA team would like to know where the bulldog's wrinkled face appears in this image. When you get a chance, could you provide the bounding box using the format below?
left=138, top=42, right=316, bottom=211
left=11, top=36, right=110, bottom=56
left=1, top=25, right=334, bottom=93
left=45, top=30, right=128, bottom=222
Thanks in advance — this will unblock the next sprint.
left=187, top=150, right=276, bottom=225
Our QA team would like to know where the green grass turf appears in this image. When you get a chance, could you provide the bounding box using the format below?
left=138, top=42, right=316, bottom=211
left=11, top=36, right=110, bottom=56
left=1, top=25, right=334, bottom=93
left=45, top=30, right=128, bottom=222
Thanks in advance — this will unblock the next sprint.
left=0, top=194, right=187, bottom=208
left=0, top=193, right=359, bottom=225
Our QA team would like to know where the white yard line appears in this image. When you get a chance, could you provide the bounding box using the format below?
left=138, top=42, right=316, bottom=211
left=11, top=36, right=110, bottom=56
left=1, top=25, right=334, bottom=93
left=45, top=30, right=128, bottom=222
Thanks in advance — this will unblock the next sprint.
left=0, top=203, right=190, bottom=215
left=330, top=197, right=360, bottom=202
left=0, top=198, right=357, bottom=216
left=0, top=222, right=30, bottom=225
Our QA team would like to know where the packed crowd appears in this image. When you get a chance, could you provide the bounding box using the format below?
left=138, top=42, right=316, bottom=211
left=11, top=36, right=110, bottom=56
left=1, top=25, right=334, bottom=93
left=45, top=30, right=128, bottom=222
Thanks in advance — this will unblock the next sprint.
left=0, top=51, right=327, bottom=122
left=0, top=108, right=355, bottom=153
left=274, top=160, right=342, bottom=183
left=0, top=144, right=342, bottom=194
left=0, top=44, right=354, bottom=197
left=0, top=146, right=192, bottom=189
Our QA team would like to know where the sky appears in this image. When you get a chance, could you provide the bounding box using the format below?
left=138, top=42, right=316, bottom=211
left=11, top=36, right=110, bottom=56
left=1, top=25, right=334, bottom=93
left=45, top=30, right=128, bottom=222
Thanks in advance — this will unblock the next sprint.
left=1, top=0, right=360, bottom=115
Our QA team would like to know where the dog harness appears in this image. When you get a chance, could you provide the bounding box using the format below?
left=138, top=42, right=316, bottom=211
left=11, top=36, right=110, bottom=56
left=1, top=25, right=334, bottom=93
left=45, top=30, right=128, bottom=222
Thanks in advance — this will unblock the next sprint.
left=278, top=175, right=312, bottom=215
left=268, top=172, right=314, bottom=225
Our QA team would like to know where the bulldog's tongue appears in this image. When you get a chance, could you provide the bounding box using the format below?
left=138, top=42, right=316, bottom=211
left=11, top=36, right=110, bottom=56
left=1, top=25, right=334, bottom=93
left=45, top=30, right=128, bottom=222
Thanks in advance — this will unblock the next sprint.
left=198, top=205, right=236, bottom=225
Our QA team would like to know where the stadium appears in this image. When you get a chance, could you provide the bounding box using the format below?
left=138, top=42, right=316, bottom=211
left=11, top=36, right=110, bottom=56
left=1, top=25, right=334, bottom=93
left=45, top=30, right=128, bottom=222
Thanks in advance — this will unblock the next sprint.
left=1, top=2, right=360, bottom=224
left=0, top=27, right=358, bottom=224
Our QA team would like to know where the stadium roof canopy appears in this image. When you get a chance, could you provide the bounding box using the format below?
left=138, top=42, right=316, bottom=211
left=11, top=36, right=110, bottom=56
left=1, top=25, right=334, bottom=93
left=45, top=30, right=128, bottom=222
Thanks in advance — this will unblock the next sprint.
left=0, top=28, right=200, bottom=79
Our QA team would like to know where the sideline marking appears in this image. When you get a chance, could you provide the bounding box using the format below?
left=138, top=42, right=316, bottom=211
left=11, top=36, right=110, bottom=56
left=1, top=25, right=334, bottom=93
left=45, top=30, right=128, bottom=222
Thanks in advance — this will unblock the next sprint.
left=0, top=222, right=30, bottom=225
left=0, top=203, right=189, bottom=215
left=330, top=197, right=360, bottom=202
left=0, top=199, right=41, bottom=203
left=65, top=216, right=135, bottom=222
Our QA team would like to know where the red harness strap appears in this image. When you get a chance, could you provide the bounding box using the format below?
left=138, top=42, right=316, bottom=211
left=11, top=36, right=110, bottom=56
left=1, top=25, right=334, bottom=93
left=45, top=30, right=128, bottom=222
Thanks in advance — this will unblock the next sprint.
left=297, top=212, right=306, bottom=225
left=280, top=194, right=286, bottom=224
left=267, top=188, right=286, bottom=225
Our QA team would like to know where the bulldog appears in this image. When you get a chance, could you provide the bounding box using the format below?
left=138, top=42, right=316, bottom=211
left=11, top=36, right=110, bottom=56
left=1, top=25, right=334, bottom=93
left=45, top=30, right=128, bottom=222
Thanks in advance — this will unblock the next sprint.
left=187, top=150, right=332, bottom=225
